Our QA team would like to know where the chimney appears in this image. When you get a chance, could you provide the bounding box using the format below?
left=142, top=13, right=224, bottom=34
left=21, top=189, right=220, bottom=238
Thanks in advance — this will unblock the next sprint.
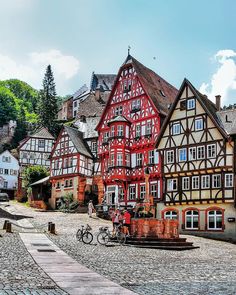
left=215, top=95, right=221, bottom=111
left=95, top=87, right=101, bottom=101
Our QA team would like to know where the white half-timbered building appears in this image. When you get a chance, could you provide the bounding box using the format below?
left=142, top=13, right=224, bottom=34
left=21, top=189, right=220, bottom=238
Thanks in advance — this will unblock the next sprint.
left=156, top=79, right=236, bottom=242
left=0, top=150, right=19, bottom=198
left=50, top=126, right=93, bottom=208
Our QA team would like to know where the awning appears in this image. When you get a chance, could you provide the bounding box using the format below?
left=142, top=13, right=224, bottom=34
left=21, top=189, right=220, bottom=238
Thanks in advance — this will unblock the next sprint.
left=30, top=176, right=50, bottom=186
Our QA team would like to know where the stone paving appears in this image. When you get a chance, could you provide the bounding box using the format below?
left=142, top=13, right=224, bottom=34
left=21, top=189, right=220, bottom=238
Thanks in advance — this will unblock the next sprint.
left=1, top=202, right=236, bottom=295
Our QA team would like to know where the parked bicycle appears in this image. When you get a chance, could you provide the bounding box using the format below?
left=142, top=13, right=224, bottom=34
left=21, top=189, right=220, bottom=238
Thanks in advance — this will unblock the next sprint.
left=76, top=224, right=93, bottom=244
left=97, top=224, right=126, bottom=245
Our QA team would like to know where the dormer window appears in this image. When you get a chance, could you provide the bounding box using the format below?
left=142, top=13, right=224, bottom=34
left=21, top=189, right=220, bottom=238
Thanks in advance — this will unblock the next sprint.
left=187, top=98, right=195, bottom=110
left=131, top=99, right=141, bottom=111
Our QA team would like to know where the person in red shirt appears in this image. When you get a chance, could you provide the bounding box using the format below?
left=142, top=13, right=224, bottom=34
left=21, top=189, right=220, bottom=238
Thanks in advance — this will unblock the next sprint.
left=123, top=210, right=131, bottom=236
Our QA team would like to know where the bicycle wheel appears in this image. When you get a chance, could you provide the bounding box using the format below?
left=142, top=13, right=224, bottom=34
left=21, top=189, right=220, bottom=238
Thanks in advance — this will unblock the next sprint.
left=117, top=232, right=126, bottom=245
left=76, top=229, right=83, bottom=241
left=82, top=231, right=93, bottom=244
left=97, top=232, right=109, bottom=245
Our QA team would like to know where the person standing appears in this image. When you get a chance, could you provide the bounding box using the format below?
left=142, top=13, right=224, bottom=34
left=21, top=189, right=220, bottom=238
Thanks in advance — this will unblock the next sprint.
left=88, top=200, right=94, bottom=218
left=123, top=210, right=131, bottom=236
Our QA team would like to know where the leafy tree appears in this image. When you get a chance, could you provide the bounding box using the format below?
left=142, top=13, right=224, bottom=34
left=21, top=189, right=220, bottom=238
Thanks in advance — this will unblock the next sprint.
left=0, top=86, right=17, bottom=126
left=10, top=108, right=28, bottom=148
left=23, top=166, right=49, bottom=188
left=37, top=65, right=59, bottom=135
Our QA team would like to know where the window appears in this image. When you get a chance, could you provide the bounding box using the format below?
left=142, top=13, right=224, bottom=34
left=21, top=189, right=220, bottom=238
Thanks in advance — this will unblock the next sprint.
left=202, top=175, right=210, bottom=189
left=117, top=125, right=124, bottom=137
left=185, top=210, right=199, bottom=229
left=197, top=146, right=205, bottom=159
left=38, top=140, right=45, bottom=148
left=212, top=174, right=221, bottom=188
left=3, top=181, right=8, bottom=189
left=2, top=156, right=10, bottom=162
left=110, top=126, right=115, bottom=137
left=179, top=148, right=187, bottom=162
left=150, top=183, right=158, bottom=198
left=115, top=106, right=123, bottom=116
left=140, top=185, right=146, bottom=199
left=182, top=177, right=190, bottom=190
left=135, top=124, right=141, bottom=138
left=74, top=101, right=77, bottom=107
left=164, top=210, right=178, bottom=220
left=189, top=147, right=196, bottom=160
left=146, top=121, right=152, bottom=135
left=64, top=158, right=68, bottom=168
left=118, top=187, right=124, bottom=201
left=225, top=174, right=233, bottom=187
left=65, top=180, right=69, bottom=187
left=73, top=110, right=77, bottom=117
left=91, top=142, right=97, bottom=153
left=129, top=186, right=136, bottom=200
left=103, top=132, right=109, bottom=143
left=0, top=168, right=2, bottom=174
left=207, top=144, right=216, bottom=158
left=124, top=79, right=132, bottom=92
left=56, top=182, right=60, bottom=189
left=69, top=157, right=73, bottom=167
left=4, top=169, right=9, bottom=175
left=110, top=154, right=115, bottom=166
left=136, top=153, right=142, bottom=166
left=160, top=90, right=166, bottom=97
left=172, top=123, right=181, bottom=135
left=22, top=152, right=28, bottom=159
left=117, top=153, right=123, bottom=166
left=166, top=150, right=174, bottom=164
left=207, top=210, right=223, bottom=230
left=125, top=154, right=130, bottom=167
left=148, top=150, right=154, bottom=165
left=187, top=98, right=195, bottom=110
left=192, top=176, right=199, bottom=189
left=69, top=179, right=73, bottom=187
left=132, top=99, right=141, bottom=110
left=167, top=179, right=177, bottom=191
left=55, top=159, right=59, bottom=169
left=195, top=118, right=204, bottom=131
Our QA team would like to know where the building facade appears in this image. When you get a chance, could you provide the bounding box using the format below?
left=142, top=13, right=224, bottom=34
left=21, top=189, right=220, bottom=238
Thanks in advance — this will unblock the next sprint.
left=50, top=126, right=93, bottom=208
left=96, top=55, right=178, bottom=207
left=0, top=150, right=19, bottom=198
left=58, top=97, right=73, bottom=121
left=156, top=79, right=236, bottom=242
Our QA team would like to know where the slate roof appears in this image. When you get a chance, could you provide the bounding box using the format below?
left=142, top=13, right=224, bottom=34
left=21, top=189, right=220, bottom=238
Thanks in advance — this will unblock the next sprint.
left=91, top=73, right=116, bottom=91
left=217, top=109, right=236, bottom=135
left=30, top=127, right=55, bottom=139
left=124, top=55, right=178, bottom=116
left=76, top=92, right=110, bottom=118
left=64, top=126, right=92, bottom=158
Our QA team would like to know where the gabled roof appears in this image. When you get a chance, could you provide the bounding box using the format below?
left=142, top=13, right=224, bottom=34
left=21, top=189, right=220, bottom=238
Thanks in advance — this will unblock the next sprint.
left=30, top=127, right=55, bottom=139
left=0, top=150, right=18, bottom=163
left=91, top=72, right=116, bottom=91
left=108, top=115, right=131, bottom=125
left=155, top=78, right=229, bottom=147
left=64, top=126, right=92, bottom=158
left=96, top=55, right=178, bottom=130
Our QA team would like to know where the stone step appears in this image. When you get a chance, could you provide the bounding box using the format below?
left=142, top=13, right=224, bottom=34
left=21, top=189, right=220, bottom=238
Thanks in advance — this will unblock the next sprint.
left=125, top=244, right=199, bottom=251
left=125, top=240, right=194, bottom=247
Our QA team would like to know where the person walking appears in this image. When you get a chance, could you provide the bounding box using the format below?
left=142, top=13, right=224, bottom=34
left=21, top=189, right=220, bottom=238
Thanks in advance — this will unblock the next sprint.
left=88, top=200, right=94, bottom=218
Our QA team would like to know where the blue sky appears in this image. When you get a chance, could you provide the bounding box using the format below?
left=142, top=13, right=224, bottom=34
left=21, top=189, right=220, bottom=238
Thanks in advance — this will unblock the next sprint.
left=0, top=0, right=236, bottom=105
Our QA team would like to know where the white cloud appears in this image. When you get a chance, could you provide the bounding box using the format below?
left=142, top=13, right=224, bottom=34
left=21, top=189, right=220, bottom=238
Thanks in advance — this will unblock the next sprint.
left=0, top=50, right=80, bottom=95
left=199, top=49, right=236, bottom=105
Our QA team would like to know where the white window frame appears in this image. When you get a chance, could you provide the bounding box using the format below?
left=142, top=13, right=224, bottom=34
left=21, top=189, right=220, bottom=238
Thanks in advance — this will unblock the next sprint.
left=117, top=153, right=123, bottom=166
left=197, top=146, right=205, bottom=159
left=125, top=154, right=130, bottom=167
left=187, top=98, right=195, bottom=110
left=146, top=120, right=152, bottom=135
left=192, top=176, right=199, bottom=189
left=189, top=147, right=196, bottom=161
left=132, top=99, right=141, bottom=110
left=148, top=150, right=154, bottom=165
left=129, top=186, right=136, bottom=200
left=150, top=183, right=158, bottom=198
left=136, top=124, right=141, bottom=138
left=166, top=150, right=174, bottom=164
left=91, top=142, right=97, bottom=153
left=164, top=211, right=178, bottom=220
left=172, top=123, right=181, bottom=135
left=207, top=144, right=216, bottom=158
left=201, top=175, right=210, bottom=189
left=140, top=185, right=146, bottom=199
left=167, top=179, right=178, bottom=191
left=117, top=125, right=124, bottom=137
left=225, top=173, right=233, bottom=187
left=38, top=139, right=45, bottom=148
left=185, top=210, right=199, bottom=230
left=179, top=148, right=187, bottom=162
left=212, top=174, right=221, bottom=188
left=136, top=153, right=142, bottom=166
left=110, top=153, right=115, bottom=167
left=103, top=132, right=109, bottom=143
left=182, top=177, right=190, bottom=190
left=207, top=210, right=223, bottom=230
left=195, top=118, right=204, bottom=131
left=110, top=126, right=115, bottom=137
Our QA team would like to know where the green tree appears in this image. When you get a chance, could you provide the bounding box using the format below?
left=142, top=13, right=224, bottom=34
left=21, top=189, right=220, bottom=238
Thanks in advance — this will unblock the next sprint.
left=37, top=65, right=59, bottom=135
left=10, top=108, right=28, bottom=148
left=23, top=166, right=49, bottom=188
left=0, top=86, right=17, bottom=126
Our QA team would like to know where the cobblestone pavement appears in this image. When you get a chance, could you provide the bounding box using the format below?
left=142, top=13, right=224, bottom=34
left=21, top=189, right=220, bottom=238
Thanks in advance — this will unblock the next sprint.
left=1, top=202, right=236, bottom=295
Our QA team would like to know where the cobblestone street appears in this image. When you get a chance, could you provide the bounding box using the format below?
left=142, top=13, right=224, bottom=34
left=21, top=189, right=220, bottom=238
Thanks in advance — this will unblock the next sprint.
left=1, top=202, right=236, bottom=295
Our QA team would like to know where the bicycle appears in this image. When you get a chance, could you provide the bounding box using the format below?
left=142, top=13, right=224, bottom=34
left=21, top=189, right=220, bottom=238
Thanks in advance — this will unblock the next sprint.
left=97, top=224, right=126, bottom=245
left=76, top=224, right=93, bottom=244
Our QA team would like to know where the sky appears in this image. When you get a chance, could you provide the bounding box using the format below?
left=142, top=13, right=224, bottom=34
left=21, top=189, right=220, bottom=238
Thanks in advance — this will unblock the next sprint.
left=0, top=0, right=236, bottom=105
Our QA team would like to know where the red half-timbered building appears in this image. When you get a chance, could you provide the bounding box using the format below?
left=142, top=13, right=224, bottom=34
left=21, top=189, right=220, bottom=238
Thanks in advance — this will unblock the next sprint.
left=96, top=55, right=178, bottom=207
left=50, top=126, right=93, bottom=208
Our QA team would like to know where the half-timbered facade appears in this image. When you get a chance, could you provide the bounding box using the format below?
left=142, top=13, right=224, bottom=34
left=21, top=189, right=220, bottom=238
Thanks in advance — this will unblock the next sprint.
left=96, top=55, right=178, bottom=207
left=156, top=79, right=236, bottom=242
left=17, top=127, right=55, bottom=198
left=50, top=126, right=93, bottom=208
